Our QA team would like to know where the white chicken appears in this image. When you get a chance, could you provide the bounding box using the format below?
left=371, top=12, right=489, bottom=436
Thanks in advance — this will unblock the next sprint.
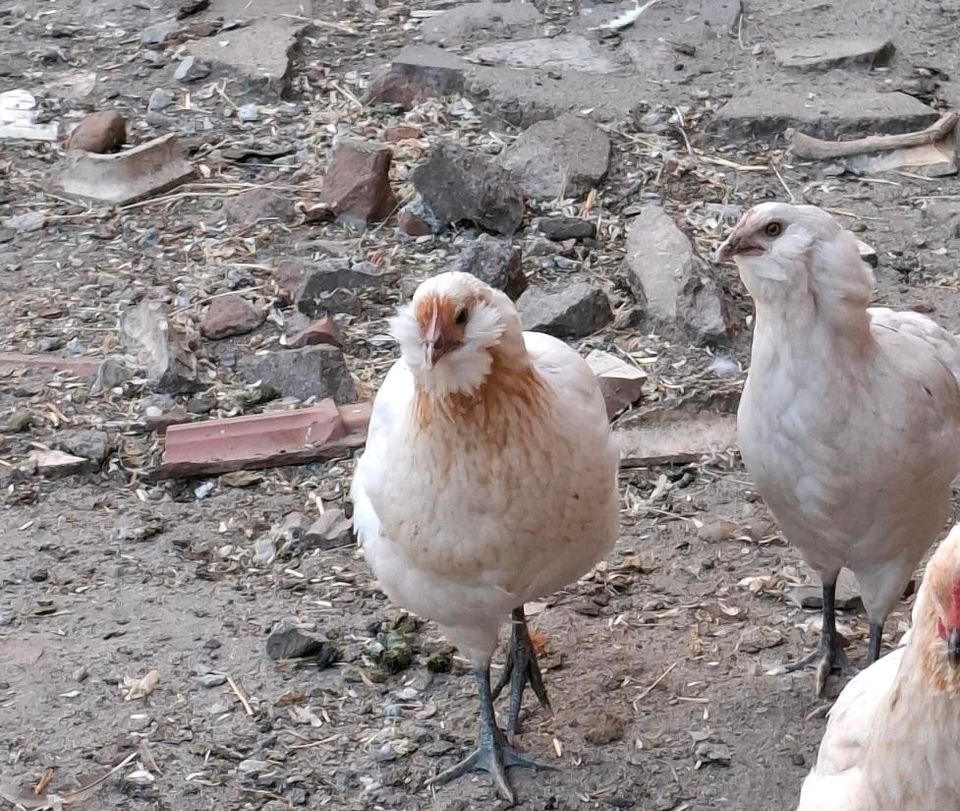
left=350, top=271, right=620, bottom=802
left=717, top=202, right=960, bottom=695
left=797, top=523, right=960, bottom=810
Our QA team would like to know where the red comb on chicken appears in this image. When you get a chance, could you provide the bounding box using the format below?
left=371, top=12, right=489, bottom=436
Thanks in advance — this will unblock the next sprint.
left=350, top=271, right=619, bottom=803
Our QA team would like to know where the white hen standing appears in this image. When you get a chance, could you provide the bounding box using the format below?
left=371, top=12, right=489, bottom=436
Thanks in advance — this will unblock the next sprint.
left=717, top=202, right=960, bottom=696
left=797, top=523, right=960, bottom=810
left=351, top=271, right=619, bottom=802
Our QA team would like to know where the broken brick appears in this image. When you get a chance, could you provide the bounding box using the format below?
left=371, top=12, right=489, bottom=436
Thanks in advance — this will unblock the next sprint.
left=284, top=315, right=342, bottom=349
left=318, top=138, right=397, bottom=226
left=585, top=349, right=646, bottom=419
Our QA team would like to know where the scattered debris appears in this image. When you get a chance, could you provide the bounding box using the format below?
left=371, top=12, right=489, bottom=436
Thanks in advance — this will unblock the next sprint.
left=318, top=138, right=397, bottom=226
left=266, top=618, right=338, bottom=663
left=156, top=400, right=369, bottom=479
left=58, top=133, right=195, bottom=206
left=0, top=89, right=59, bottom=141
left=617, top=411, right=737, bottom=467
left=625, top=206, right=729, bottom=345
left=499, top=113, right=611, bottom=200
left=66, top=111, right=126, bottom=154
left=451, top=233, right=526, bottom=300
left=585, top=349, right=646, bottom=418
left=517, top=283, right=613, bottom=339
left=411, top=143, right=524, bottom=235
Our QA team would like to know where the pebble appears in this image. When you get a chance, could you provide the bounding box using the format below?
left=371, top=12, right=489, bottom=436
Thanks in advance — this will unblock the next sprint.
left=198, top=673, right=227, bottom=688
left=174, top=55, right=211, bottom=83
left=148, top=88, right=175, bottom=112
left=237, top=103, right=259, bottom=121
left=3, top=211, right=45, bottom=233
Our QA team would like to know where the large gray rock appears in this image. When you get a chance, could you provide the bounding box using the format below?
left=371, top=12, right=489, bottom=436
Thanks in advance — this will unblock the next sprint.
left=295, top=259, right=398, bottom=317
left=423, top=1, right=542, bottom=45
left=709, top=90, right=938, bottom=141
left=452, top=234, right=526, bottom=300
left=517, top=283, right=612, bottom=339
left=412, top=144, right=524, bottom=235
left=499, top=113, right=610, bottom=201
left=238, top=345, right=357, bottom=404
left=624, top=206, right=728, bottom=345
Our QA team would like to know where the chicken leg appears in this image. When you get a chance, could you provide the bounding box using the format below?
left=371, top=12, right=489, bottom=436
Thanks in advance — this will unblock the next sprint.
left=426, top=665, right=551, bottom=803
left=492, top=606, right=552, bottom=735
left=867, top=620, right=884, bottom=664
left=770, top=581, right=855, bottom=696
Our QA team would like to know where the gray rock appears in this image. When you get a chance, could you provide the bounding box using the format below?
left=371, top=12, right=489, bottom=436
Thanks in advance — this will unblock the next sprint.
left=0, top=251, right=20, bottom=271
left=365, top=45, right=468, bottom=107
left=709, top=90, right=938, bottom=141
left=302, top=509, right=354, bottom=551
left=3, top=211, right=45, bottom=232
left=423, top=1, right=542, bottom=45
left=200, top=295, right=264, bottom=340
left=471, top=34, right=621, bottom=74
left=624, top=206, right=729, bottom=345
left=223, top=188, right=296, bottom=225
left=452, top=234, right=526, bottom=300
left=140, top=17, right=180, bottom=46
left=237, top=103, right=259, bottom=122
left=499, top=114, right=610, bottom=200
left=198, top=673, right=227, bottom=688
left=174, top=55, right=211, bottom=83
left=93, top=358, right=132, bottom=392
left=55, top=429, right=111, bottom=467
left=238, top=345, right=357, bottom=404
left=537, top=217, right=596, bottom=241
left=517, top=283, right=612, bottom=339
left=265, top=618, right=336, bottom=661
left=774, top=37, right=894, bottom=71
left=0, top=228, right=13, bottom=244
left=295, top=259, right=399, bottom=317
left=147, top=88, right=175, bottom=113
left=412, top=143, right=524, bottom=236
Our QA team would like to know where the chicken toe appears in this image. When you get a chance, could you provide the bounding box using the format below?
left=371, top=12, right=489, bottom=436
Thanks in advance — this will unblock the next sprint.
left=492, top=606, right=553, bottom=735
left=769, top=582, right=856, bottom=696
left=427, top=665, right=553, bottom=803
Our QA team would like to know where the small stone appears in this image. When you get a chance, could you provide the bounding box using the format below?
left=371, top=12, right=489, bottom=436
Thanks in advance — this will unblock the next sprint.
left=294, top=259, right=397, bottom=317
left=584, top=711, right=626, bottom=745
left=186, top=391, right=216, bottom=414
left=585, top=349, right=646, bottom=418
left=238, top=345, right=357, bottom=404
left=278, top=511, right=309, bottom=546
left=3, top=211, right=45, bottom=233
left=624, top=205, right=729, bottom=345
left=517, top=283, right=613, bottom=339
left=254, top=535, right=277, bottom=564
left=285, top=315, right=342, bottom=350
left=66, top=111, right=126, bottom=154
left=209, top=700, right=233, bottom=715
left=237, top=103, right=259, bottom=121
left=0, top=252, right=20, bottom=271
left=174, top=55, right=211, bottom=83
left=499, top=114, right=610, bottom=200
left=412, top=143, right=524, bottom=236
left=200, top=295, right=265, bottom=340
left=694, top=740, right=732, bottom=768
left=140, top=17, right=180, bottom=46
left=696, top=519, right=738, bottom=543
left=266, top=618, right=335, bottom=661
left=398, top=207, right=433, bottom=237
left=7, top=409, right=33, bottom=432
left=371, top=742, right=400, bottom=763
left=223, top=189, right=296, bottom=225
left=737, top=626, right=784, bottom=654
left=538, top=217, right=596, bottom=241
left=147, top=88, right=175, bottom=112
left=198, top=673, right=227, bottom=688
left=317, top=138, right=396, bottom=226
left=0, top=229, right=14, bottom=244
left=55, top=429, right=111, bottom=466
left=383, top=125, right=421, bottom=142
left=452, top=234, right=526, bottom=300
left=93, top=357, right=132, bottom=392
left=302, top=509, right=353, bottom=551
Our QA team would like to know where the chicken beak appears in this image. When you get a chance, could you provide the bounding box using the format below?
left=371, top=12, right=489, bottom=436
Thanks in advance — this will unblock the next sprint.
left=949, top=628, right=960, bottom=669
left=421, top=309, right=449, bottom=370
left=715, top=234, right=740, bottom=263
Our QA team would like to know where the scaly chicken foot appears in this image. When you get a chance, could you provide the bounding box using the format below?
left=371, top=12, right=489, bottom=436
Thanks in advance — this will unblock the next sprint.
left=492, top=606, right=552, bottom=735
left=769, top=582, right=855, bottom=696
left=427, top=665, right=553, bottom=804
left=867, top=620, right=884, bottom=664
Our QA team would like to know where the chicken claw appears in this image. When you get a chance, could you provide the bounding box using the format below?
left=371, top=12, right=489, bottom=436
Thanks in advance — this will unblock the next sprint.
left=492, top=606, right=553, bottom=735
left=427, top=665, right=554, bottom=803
left=768, top=582, right=857, bottom=696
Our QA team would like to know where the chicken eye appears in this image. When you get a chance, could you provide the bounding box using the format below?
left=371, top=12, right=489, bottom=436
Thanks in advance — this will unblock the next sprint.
left=454, top=308, right=468, bottom=326
left=765, top=221, right=783, bottom=237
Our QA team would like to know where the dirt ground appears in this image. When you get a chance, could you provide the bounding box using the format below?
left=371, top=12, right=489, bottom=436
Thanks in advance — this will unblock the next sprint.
left=3, top=1, right=960, bottom=810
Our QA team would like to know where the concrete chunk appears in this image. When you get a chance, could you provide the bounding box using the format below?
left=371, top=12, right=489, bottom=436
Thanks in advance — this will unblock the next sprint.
left=423, top=1, right=542, bottom=45
left=617, top=411, right=737, bottom=467
left=774, top=37, right=894, bottom=71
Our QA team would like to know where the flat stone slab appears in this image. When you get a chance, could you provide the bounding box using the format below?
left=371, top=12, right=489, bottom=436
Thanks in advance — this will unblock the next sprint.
left=617, top=411, right=737, bottom=467
left=774, top=37, right=894, bottom=71
left=709, top=90, right=939, bottom=141
left=186, top=0, right=307, bottom=97
left=423, top=1, right=542, bottom=45
left=471, top=34, right=624, bottom=74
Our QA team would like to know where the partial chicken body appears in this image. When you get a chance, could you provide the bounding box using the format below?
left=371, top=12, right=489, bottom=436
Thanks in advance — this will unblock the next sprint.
left=351, top=271, right=619, bottom=802
left=718, top=203, right=960, bottom=694
left=798, top=524, right=960, bottom=810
